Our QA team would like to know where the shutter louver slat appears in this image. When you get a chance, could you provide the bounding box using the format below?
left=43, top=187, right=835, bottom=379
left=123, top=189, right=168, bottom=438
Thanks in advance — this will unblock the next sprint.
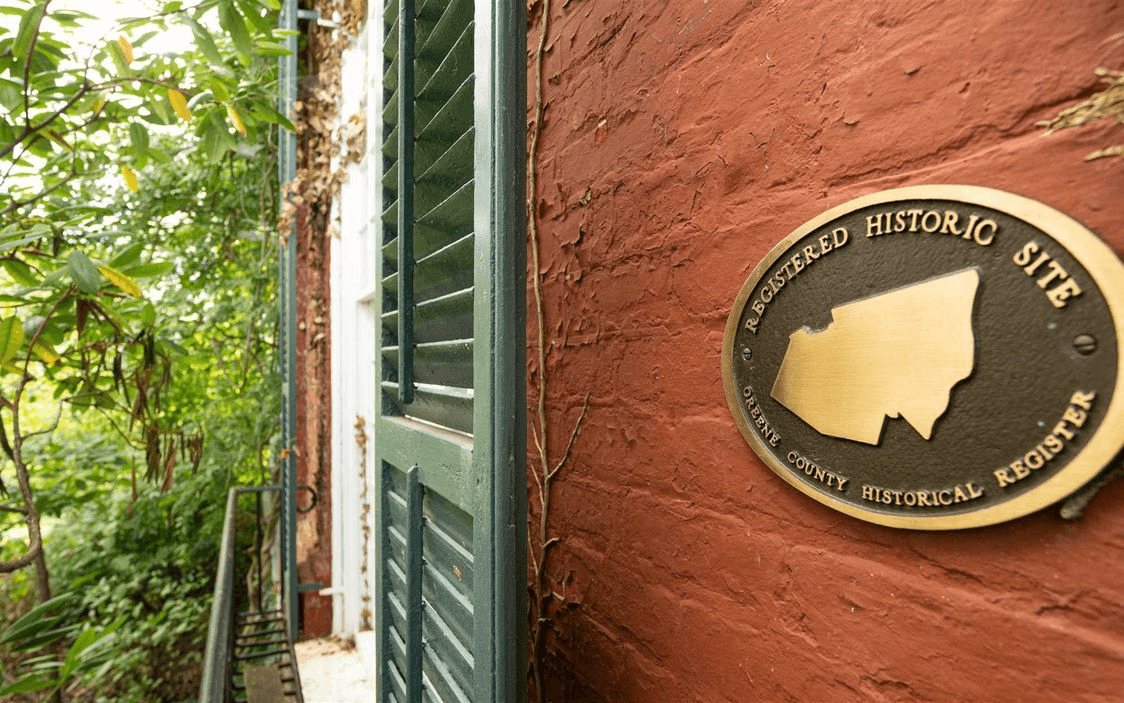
left=384, top=461, right=410, bottom=702
left=421, top=633, right=472, bottom=703
left=414, top=179, right=475, bottom=255
left=383, top=339, right=473, bottom=388
left=416, top=0, right=472, bottom=82
left=382, top=160, right=399, bottom=192
left=413, top=232, right=473, bottom=302
left=383, top=201, right=399, bottom=230
left=388, top=650, right=408, bottom=701
left=415, top=78, right=473, bottom=174
left=417, top=22, right=473, bottom=103
left=381, top=0, right=474, bottom=434
left=416, top=179, right=473, bottom=243
left=381, top=381, right=474, bottom=435
left=414, top=130, right=473, bottom=225
left=382, top=287, right=473, bottom=344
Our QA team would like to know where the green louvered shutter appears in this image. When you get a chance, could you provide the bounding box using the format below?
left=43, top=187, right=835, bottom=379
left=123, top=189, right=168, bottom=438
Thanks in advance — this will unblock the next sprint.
left=375, top=1, right=525, bottom=702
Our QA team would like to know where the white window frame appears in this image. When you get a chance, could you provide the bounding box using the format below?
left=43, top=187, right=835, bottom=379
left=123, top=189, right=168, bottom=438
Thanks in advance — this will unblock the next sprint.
left=329, top=21, right=382, bottom=639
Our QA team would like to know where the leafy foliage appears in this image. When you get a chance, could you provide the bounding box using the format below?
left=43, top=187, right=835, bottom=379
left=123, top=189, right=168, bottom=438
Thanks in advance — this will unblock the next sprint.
left=45, top=472, right=228, bottom=702
left=0, top=0, right=287, bottom=574
left=0, top=0, right=287, bottom=699
left=0, top=593, right=123, bottom=699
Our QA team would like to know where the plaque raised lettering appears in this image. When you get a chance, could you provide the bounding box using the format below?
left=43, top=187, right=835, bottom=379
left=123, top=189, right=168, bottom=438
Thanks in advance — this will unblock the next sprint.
left=721, top=185, right=1124, bottom=529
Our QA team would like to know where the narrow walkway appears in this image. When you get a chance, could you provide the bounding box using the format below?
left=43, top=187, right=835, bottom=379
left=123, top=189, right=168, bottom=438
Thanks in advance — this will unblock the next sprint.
left=293, top=634, right=376, bottom=703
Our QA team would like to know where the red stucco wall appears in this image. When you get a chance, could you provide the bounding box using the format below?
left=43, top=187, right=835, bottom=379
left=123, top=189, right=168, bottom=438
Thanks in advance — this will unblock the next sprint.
left=527, top=1, right=1124, bottom=701
left=295, top=199, right=333, bottom=639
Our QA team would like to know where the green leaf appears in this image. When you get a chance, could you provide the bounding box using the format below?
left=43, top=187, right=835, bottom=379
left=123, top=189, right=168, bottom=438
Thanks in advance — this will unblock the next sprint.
left=67, top=250, right=102, bottom=294
left=122, top=261, right=174, bottom=278
left=186, top=88, right=213, bottom=111
left=39, top=266, right=71, bottom=289
left=200, top=111, right=234, bottom=163
left=253, top=41, right=291, bottom=57
left=186, top=16, right=226, bottom=68
left=43, top=129, right=74, bottom=153
left=0, top=676, right=56, bottom=696
left=148, top=146, right=173, bottom=164
left=59, top=621, right=119, bottom=683
left=26, top=133, right=53, bottom=157
left=131, top=30, right=160, bottom=49
left=0, top=224, right=51, bottom=255
left=2, top=258, right=39, bottom=287
left=148, top=96, right=173, bottom=124
left=218, top=1, right=253, bottom=60
left=109, top=242, right=145, bottom=269
left=140, top=301, right=156, bottom=326
left=250, top=99, right=295, bottom=132
left=129, top=122, right=150, bottom=155
left=12, top=1, right=47, bottom=70
left=234, top=0, right=273, bottom=33
left=160, top=338, right=188, bottom=356
left=10, top=623, right=80, bottom=653
left=59, top=627, right=99, bottom=681
left=0, top=79, right=21, bottom=111
left=209, top=77, right=231, bottom=103
left=0, top=317, right=25, bottom=364
left=1, top=593, right=77, bottom=645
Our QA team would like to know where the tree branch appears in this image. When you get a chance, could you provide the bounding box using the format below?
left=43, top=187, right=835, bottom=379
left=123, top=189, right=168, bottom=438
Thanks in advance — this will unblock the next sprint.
left=0, top=405, right=45, bottom=576
left=2, top=160, right=81, bottom=216
left=21, top=0, right=55, bottom=128
left=3, top=81, right=84, bottom=162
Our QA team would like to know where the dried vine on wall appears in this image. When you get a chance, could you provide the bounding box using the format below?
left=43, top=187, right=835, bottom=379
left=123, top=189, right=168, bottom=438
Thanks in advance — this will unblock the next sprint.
left=277, top=0, right=366, bottom=243
left=276, top=0, right=367, bottom=629
left=1038, top=62, right=1124, bottom=160
left=527, top=1, right=591, bottom=700
left=277, top=0, right=366, bottom=353
left=355, top=415, right=373, bottom=629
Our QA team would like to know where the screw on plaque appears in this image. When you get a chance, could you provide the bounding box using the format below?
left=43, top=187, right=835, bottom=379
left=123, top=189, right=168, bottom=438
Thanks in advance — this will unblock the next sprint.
left=1073, top=334, right=1097, bottom=356
left=742, top=348, right=752, bottom=361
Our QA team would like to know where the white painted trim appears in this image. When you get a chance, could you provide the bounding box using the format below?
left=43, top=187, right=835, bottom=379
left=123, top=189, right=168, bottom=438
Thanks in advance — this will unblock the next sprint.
left=330, top=25, right=379, bottom=638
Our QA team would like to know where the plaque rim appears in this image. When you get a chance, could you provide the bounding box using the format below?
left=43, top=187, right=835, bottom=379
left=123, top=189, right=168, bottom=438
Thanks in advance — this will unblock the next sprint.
left=721, top=184, right=1124, bottom=530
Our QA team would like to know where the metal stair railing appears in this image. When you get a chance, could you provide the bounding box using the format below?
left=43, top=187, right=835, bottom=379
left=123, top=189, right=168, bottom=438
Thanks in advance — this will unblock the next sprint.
left=199, top=486, right=304, bottom=703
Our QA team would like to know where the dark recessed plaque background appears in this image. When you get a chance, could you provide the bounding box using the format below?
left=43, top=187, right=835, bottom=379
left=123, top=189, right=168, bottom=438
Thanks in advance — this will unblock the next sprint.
left=721, top=185, right=1124, bottom=529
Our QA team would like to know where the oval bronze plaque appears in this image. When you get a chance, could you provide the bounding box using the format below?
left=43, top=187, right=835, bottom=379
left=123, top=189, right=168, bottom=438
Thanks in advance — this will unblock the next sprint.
left=721, top=185, right=1124, bottom=529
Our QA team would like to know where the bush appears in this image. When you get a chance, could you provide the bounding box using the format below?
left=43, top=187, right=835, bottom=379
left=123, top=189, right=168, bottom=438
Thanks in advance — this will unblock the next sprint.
left=43, top=471, right=229, bottom=703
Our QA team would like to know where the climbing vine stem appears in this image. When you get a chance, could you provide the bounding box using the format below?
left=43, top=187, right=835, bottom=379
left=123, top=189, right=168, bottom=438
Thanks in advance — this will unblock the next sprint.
left=526, top=1, right=591, bottom=700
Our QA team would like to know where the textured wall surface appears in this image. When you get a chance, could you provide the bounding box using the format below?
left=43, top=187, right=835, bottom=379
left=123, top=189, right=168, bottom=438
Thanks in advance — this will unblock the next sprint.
left=295, top=199, right=333, bottom=638
left=526, top=1, right=1124, bottom=700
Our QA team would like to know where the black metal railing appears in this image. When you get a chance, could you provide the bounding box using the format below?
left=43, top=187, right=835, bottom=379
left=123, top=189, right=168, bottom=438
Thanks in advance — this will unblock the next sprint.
left=199, top=486, right=304, bottom=703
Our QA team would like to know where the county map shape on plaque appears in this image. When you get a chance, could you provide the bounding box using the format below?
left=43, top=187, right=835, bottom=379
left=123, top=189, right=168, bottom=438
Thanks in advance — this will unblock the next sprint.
left=770, top=268, right=980, bottom=445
